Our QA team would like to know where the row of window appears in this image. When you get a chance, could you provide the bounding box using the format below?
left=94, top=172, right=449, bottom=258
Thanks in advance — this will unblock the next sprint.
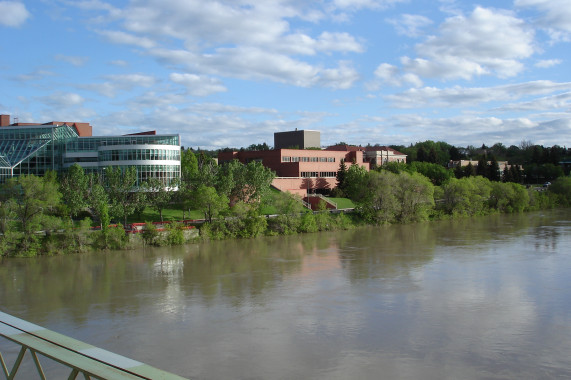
left=300, top=172, right=337, bottom=178
left=282, top=156, right=336, bottom=163
left=65, top=136, right=179, bottom=151
left=99, top=149, right=180, bottom=162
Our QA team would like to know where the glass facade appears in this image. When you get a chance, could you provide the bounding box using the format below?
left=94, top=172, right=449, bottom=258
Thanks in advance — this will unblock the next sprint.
left=0, top=125, right=181, bottom=186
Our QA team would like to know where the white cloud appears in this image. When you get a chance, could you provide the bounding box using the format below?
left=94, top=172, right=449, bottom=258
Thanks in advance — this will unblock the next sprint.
left=332, top=0, right=405, bottom=11
left=169, top=73, right=227, bottom=96
left=37, top=92, right=85, bottom=108
left=14, top=69, right=56, bottom=82
left=387, top=14, right=433, bottom=37
left=385, top=80, right=571, bottom=108
left=97, top=30, right=156, bottom=49
left=494, top=92, right=571, bottom=112
left=81, top=74, right=157, bottom=97
left=90, top=0, right=365, bottom=89
left=515, top=0, right=571, bottom=41
left=534, top=59, right=563, bottom=68
left=0, top=1, right=30, bottom=27
left=379, top=7, right=537, bottom=84
left=373, top=63, right=422, bottom=87
left=55, top=54, right=89, bottom=67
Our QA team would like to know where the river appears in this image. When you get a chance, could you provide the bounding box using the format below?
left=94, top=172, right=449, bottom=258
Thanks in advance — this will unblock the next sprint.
left=1, top=209, right=571, bottom=379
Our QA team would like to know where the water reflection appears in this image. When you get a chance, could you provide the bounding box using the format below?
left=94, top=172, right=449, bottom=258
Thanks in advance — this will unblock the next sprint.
left=1, top=209, right=571, bottom=379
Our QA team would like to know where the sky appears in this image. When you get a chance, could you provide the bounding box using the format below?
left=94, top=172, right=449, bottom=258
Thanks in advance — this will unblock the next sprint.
left=0, top=0, right=570, bottom=150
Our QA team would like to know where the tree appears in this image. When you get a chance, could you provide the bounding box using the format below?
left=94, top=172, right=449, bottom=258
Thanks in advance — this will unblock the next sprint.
left=143, top=177, right=176, bottom=222
left=192, top=185, right=229, bottom=223
left=355, top=170, right=401, bottom=224
left=487, top=157, right=501, bottom=182
left=548, top=177, right=571, bottom=206
left=394, top=172, right=435, bottom=223
left=416, top=146, right=428, bottom=162
left=60, top=163, right=88, bottom=219
left=440, top=176, right=492, bottom=216
left=410, top=161, right=453, bottom=186
left=104, top=166, right=138, bottom=225
left=489, top=182, right=529, bottom=213
left=476, top=157, right=487, bottom=177
left=87, top=175, right=110, bottom=228
left=217, top=160, right=275, bottom=206
left=335, top=159, right=348, bottom=194
left=0, top=175, right=62, bottom=253
left=196, top=152, right=219, bottom=188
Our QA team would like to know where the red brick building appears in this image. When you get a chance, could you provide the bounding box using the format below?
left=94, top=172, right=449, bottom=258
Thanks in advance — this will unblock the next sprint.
left=218, top=148, right=369, bottom=196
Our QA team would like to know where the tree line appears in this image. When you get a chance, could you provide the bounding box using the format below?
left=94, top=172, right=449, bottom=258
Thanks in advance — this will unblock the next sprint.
left=1, top=147, right=570, bottom=257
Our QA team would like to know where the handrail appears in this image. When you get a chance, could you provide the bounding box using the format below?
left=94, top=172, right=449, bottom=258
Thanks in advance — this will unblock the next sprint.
left=0, top=311, right=187, bottom=380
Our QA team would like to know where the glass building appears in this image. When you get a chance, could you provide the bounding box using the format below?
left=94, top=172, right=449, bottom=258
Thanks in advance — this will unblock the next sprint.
left=0, top=117, right=180, bottom=186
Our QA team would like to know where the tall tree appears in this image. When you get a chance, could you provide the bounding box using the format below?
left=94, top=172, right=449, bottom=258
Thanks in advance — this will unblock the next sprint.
left=143, top=177, right=176, bottom=222
left=104, top=166, right=138, bottom=225
left=0, top=175, right=61, bottom=251
left=336, top=159, right=348, bottom=194
left=60, top=163, right=88, bottom=219
left=192, top=185, right=229, bottom=223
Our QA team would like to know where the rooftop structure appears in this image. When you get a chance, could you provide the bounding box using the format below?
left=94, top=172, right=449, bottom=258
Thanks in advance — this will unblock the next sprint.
left=274, top=129, right=321, bottom=149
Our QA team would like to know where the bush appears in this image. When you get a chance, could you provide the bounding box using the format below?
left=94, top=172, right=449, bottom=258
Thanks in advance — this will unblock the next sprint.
left=165, top=222, right=185, bottom=245
left=548, top=177, right=571, bottom=206
left=142, top=222, right=160, bottom=245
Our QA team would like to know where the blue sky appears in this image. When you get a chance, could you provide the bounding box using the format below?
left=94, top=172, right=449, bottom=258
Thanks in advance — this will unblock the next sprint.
left=1, top=0, right=570, bottom=149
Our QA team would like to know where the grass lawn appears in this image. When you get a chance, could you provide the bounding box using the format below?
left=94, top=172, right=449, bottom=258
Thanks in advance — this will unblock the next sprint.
left=327, top=197, right=355, bottom=209
left=127, top=207, right=204, bottom=223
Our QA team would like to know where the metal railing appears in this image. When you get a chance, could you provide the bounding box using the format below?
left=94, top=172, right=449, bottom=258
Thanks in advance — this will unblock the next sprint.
left=0, top=311, right=187, bottom=380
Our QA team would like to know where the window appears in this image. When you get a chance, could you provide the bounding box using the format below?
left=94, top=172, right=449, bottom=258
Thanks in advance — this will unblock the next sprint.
left=282, top=156, right=291, bottom=162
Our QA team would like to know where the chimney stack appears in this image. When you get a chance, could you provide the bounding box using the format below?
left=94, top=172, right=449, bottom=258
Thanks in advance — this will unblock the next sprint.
left=0, top=114, right=11, bottom=127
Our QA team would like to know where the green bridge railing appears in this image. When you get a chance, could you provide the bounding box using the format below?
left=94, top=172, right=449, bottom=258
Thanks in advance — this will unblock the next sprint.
left=0, top=311, right=188, bottom=380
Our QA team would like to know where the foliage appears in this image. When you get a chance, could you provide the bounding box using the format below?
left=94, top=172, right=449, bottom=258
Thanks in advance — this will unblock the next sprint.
left=217, top=160, right=275, bottom=205
left=60, top=164, right=88, bottom=219
left=165, top=222, right=186, bottom=245
left=488, top=181, right=529, bottom=213
left=335, top=159, right=348, bottom=195
left=409, top=161, right=453, bottom=186
left=192, top=185, right=229, bottom=223
left=142, top=177, right=176, bottom=222
left=548, top=176, right=571, bottom=206
left=141, top=222, right=160, bottom=245
left=440, top=176, right=491, bottom=216
left=396, top=172, right=435, bottom=223
left=104, top=166, right=139, bottom=225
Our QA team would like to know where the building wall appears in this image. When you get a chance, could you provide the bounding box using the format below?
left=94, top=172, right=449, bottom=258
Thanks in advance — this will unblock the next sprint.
left=219, top=148, right=369, bottom=194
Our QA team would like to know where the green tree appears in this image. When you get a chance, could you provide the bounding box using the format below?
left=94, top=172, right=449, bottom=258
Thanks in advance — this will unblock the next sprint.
left=440, top=176, right=492, bottom=216
left=548, top=177, right=571, bottom=206
left=489, top=182, right=529, bottom=212
left=396, top=172, right=435, bottom=223
left=409, top=161, right=453, bottom=186
left=104, top=166, right=138, bottom=225
left=217, top=160, right=275, bottom=205
left=487, top=157, right=501, bottom=181
left=0, top=175, right=62, bottom=253
left=143, top=177, right=176, bottom=222
left=336, top=159, right=348, bottom=194
left=192, top=185, right=229, bottom=223
left=60, top=163, right=88, bottom=219
left=355, top=170, right=401, bottom=224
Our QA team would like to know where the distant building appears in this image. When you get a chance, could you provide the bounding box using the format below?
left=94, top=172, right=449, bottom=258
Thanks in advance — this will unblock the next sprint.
left=0, top=114, right=180, bottom=185
left=326, top=145, right=407, bottom=166
left=219, top=131, right=407, bottom=196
